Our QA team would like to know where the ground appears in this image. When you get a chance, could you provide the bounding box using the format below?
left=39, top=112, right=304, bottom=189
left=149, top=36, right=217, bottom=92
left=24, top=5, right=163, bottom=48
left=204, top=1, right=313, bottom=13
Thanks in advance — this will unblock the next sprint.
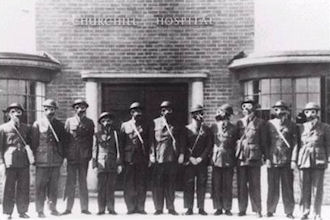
left=2, top=192, right=330, bottom=220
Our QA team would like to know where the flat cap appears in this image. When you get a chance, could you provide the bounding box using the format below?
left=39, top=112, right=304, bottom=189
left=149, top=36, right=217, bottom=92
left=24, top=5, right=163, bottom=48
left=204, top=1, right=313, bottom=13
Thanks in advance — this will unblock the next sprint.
left=72, top=99, right=89, bottom=108
left=42, top=99, right=58, bottom=108
left=98, top=112, right=114, bottom=123
left=6, top=103, right=25, bottom=112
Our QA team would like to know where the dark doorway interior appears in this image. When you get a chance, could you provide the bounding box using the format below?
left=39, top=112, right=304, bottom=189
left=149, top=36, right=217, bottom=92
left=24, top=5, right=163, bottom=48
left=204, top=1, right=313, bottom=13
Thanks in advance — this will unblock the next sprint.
left=102, top=83, right=189, bottom=191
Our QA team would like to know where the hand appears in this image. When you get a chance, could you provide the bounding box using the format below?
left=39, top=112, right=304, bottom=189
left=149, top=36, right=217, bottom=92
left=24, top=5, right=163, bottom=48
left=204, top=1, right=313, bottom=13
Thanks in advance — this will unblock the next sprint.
left=92, top=159, right=98, bottom=169
left=178, top=154, right=184, bottom=164
left=117, top=165, right=122, bottom=174
left=62, top=158, right=67, bottom=169
left=290, top=161, right=297, bottom=170
left=196, top=157, right=202, bottom=164
left=189, top=157, right=197, bottom=165
left=266, top=159, right=271, bottom=168
left=150, top=155, right=155, bottom=164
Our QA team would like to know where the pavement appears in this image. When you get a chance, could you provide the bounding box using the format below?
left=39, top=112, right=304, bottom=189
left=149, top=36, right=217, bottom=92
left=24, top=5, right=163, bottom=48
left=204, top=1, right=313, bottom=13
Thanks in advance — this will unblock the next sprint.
left=1, top=193, right=330, bottom=220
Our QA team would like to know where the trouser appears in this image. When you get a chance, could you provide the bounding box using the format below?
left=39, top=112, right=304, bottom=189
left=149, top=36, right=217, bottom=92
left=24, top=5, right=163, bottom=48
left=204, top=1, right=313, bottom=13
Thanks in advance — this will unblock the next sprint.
left=3, top=167, right=30, bottom=215
left=35, top=166, right=61, bottom=213
left=212, top=166, right=234, bottom=211
left=237, top=165, right=261, bottom=213
left=64, top=161, right=89, bottom=211
left=97, top=171, right=117, bottom=213
left=183, top=164, right=208, bottom=209
left=124, top=162, right=147, bottom=212
left=267, top=166, right=294, bottom=214
left=152, top=162, right=177, bottom=211
left=300, top=168, right=324, bottom=216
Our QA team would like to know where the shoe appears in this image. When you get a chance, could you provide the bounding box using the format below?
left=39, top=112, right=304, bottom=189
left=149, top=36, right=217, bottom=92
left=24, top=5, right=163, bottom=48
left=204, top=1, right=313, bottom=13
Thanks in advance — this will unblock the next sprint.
left=314, top=215, right=322, bottom=220
left=61, top=210, right=71, bottom=215
left=81, top=210, right=91, bottom=215
left=127, top=210, right=136, bottom=214
left=154, top=210, right=163, bottom=215
left=185, top=208, right=193, bottom=215
left=96, top=211, right=105, bottom=215
left=198, top=209, right=207, bottom=215
left=108, top=210, right=117, bottom=215
left=300, top=214, right=308, bottom=220
left=286, top=213, right=294, bottom=219
left=267, top=212, right=274, bottom=217
left=7, top=215, right=12, bottom=220
left=214, top=209, right=223, bottom=215
left=38, top=212, right=46, bottom=218
left=136, top=210, right=147, bottom=214
left=225, top=210, right=233, bottom=216
left=238, top=211, right=246, bottom=216
left=50, top=210, right=60, bottom=216
left=19, top=213, right=30, bottom=218
left=256, top=212, right=263, bottom=218
left=168, top=209, right=178, bottom=215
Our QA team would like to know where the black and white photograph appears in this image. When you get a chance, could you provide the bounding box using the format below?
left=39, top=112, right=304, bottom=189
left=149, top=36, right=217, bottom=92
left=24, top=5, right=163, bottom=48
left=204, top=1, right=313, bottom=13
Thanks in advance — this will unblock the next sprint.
left=0, top=0, right=329, bottom=220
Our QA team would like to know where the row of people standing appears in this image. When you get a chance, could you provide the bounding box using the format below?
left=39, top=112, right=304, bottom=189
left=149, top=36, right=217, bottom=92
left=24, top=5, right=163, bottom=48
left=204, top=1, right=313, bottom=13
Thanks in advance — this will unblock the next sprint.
left=0, top=97, right=328, bottom=220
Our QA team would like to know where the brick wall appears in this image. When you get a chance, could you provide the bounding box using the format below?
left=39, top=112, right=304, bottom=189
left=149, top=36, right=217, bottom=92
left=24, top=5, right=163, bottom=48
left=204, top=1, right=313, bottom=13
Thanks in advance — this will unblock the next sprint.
left=34, top=0, right=254, bottom=201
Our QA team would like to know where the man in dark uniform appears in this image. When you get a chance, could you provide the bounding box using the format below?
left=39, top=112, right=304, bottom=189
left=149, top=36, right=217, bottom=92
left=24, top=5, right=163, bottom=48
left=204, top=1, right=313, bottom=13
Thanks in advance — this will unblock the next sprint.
left=293, top=102, right=330, bottom=220
left=93, top=112, right=122, bottom=215
left=62, top=99, right=94, bottom=215
left=150, top=101, right=184, bottom=215
left=182, top=104, right=212, bottom=215
left=211, top=104, right=238, bottom=216
left=120, top=102, right=149, bottom=214
left=265, top=101, right=297, bottom=219
left=0, top=103, right=34, bottom=219
left=31, top=99, right=66, bottom=218
left=236, top=98, right=266, bottom=218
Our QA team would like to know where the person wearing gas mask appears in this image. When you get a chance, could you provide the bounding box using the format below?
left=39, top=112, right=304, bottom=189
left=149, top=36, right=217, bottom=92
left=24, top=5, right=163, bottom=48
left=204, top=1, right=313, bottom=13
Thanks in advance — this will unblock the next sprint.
left=0, top=103, right=34, bottom=219
left=182, top=104, right=212, bottom=215
left=150, top=101, right=184, bottom=215
left=31, top=99, right=66, bottom=218
left=62, top=99, right=94, bottom=215
left=93, top=112, right=122, bottom=215
left=293, top=102, right=330, bottom=220
left=265, top=101, right=297, bottom=219
left=236, top=98, right=266, bottom=218
left=211, top=104, right=238, bottom=216
left=120, top=102, right=149, bottom=214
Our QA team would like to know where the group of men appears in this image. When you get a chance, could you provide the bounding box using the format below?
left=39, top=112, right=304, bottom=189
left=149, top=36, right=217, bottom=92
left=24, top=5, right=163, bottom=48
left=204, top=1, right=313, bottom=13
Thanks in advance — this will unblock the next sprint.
left=0, top=97, right=328, bottom=220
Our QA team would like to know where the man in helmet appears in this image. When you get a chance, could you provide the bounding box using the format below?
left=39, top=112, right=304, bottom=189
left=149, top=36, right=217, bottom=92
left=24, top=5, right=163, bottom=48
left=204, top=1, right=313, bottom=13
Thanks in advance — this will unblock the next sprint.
left=0, top=103, right=33, bottom=219
left=182, top=104, right=212, bottom=215
left=211, top=104, right=238, bottom=216
left=265, top=101, right=297, bottom=219
left=62, top=99, right=95, bottom=215
left=31, top=99, right=67, bottom=218
left=93, top=112, right=122, bottom=215
left=236, top=98, right=266, bottom=218
left=294, top=102, right=330, bottom=220
left=120, top=102, right=149, bottom=214
left=150, top=101, right=184, bottom=215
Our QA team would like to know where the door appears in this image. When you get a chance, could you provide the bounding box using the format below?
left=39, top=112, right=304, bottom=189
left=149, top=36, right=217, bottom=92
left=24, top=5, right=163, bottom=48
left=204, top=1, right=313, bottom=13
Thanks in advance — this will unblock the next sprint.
left=102, top=83, right=189, bottom=190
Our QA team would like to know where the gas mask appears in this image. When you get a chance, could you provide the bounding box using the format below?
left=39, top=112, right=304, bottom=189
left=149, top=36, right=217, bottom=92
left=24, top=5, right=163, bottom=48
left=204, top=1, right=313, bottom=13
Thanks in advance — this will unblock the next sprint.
left=273, top=107, right=288, bottom=119
left=74, top=104, right=87, bottom=117
left=43, top=106, right=56, bottom=119
left=192, top=111, right=204, bottom=122
left=161, top=107, right=173, bottom=119
left=131, top=109, right=143, bottom=122
left=304, top=109, right=318, bottom=121
left=241, top=103, right=254, bottom=116
left=9, top=108, right=22, bottom=125
left=215, top=108, right=227, bottom=121
left=100, top=117, right=113, bottom=130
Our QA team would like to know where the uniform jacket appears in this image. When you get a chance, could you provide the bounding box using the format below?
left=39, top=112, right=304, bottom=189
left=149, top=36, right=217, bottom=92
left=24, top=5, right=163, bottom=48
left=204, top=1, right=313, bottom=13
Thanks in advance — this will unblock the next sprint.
left=236, top=114, right=266, bottom=166
left=294, top=119, right=330, bottom=169
left=93, top=129, right=121, bottom=172
left=65, top=115, right=94, bottom=164
left=182, top=122, right=212, bottom=165
left=0, top=121, right=31, bottom=168
left=265, top=118, right=298, bottom=167
left=31, top=117, right=66, bottom=167
left=211, top=121, right=238, bottom=167
left=150, top=116, right=183, bottom=163
left=120, top=119, right=149, bottom=164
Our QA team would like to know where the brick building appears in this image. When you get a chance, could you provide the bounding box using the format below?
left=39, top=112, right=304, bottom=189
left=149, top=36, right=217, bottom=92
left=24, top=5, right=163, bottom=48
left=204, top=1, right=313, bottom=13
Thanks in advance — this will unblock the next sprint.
left=0, top=0, right=330, bottom=204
